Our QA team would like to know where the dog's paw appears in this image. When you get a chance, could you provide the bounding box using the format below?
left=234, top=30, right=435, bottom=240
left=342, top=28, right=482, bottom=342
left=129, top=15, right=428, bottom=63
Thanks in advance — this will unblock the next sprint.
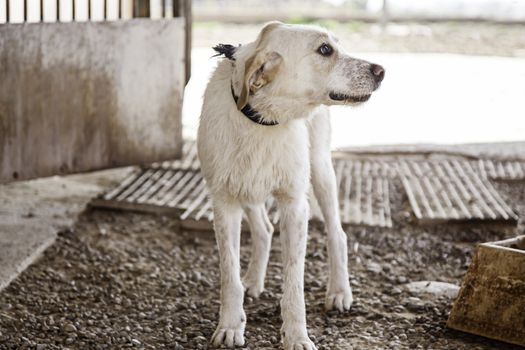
left=325, top=288, right=353, bottom=312
left=211, top=326, right=245, bottom=348
left=242, top=277, right=264, bottom=298
left=283, top=337, right=318, bottom=350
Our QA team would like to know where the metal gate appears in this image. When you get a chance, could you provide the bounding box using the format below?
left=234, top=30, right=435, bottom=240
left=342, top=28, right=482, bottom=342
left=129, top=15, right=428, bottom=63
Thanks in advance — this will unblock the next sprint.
left=0, top=0, right=191, bottom=183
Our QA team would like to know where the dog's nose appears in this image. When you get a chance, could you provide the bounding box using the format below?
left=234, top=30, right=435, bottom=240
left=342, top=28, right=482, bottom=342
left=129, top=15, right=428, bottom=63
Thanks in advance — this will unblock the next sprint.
left=370, top=64, right=385, bottom=84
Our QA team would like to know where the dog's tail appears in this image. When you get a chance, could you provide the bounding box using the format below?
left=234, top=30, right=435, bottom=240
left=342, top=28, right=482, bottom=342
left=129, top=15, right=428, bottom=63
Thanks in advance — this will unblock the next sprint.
left=212, top=44, right=238, bottom=61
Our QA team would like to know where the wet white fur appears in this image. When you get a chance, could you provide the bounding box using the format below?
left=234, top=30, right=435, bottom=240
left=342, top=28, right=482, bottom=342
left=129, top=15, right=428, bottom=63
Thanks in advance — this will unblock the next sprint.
left=198, top=22, right=379, bottom=350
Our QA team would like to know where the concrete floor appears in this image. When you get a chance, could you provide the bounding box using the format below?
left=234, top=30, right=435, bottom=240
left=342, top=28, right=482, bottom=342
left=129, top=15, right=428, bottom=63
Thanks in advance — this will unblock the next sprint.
left=0, top=168, right=132, bottom=291
left=183, top=48, right=525, bottom=148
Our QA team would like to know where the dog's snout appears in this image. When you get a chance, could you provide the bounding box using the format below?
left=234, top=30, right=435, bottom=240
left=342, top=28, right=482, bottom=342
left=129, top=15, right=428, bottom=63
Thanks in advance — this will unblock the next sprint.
left=370, top=64, right=385, bottom=84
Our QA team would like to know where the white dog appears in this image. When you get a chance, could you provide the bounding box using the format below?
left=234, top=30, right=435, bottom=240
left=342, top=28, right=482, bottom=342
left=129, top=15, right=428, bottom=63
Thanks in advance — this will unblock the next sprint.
left=197, top=22, right=384, bottom=350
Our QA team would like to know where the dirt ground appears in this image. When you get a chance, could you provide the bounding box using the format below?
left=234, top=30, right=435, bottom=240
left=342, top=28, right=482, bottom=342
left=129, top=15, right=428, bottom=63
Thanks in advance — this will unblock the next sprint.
left=0, top=173, right=523, bottom=350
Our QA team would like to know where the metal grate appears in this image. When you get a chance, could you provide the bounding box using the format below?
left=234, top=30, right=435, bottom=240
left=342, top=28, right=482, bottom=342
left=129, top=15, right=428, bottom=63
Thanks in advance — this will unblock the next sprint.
left=398, top=160, right=518, bottom=223
left=334, top=159, right=393, bottom=227
left=177, top=160, right=394, bottom=228
left=93, top=142, right=394, bottom=229
left=93, top=142, right=519, bottom=228
left=477, top=159, right=525, bottom=181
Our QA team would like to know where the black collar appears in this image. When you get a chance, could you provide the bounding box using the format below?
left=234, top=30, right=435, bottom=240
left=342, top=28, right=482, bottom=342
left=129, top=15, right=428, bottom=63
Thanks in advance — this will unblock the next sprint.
left=231, top=83, right=278, bottom=126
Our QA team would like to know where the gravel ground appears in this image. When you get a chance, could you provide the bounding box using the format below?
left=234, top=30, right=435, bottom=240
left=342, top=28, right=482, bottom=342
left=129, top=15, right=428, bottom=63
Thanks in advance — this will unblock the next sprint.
left=0, top=177, right=524, bottom=350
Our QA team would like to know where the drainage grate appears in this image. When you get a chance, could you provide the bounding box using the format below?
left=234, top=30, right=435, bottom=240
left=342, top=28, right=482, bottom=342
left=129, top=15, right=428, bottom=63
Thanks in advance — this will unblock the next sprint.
left=93, top=143, right=394, bottom=229
left=93, top=142, right=519, bottom=228
left=398, top=160, right=518, bottom=223
left=477, top=159, right=525, bottom=181
left=178, top=159, right=394, bottom=228
left=334, top=159, right=393, bottom=227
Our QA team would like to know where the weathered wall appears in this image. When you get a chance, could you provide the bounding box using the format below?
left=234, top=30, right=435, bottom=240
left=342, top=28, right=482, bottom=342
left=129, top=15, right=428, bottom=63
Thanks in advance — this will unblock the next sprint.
left=0, top=18, right=184, bottom=183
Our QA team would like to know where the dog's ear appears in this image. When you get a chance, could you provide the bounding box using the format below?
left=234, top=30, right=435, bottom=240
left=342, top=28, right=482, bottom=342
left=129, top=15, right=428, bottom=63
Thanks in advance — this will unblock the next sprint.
left=237, top=51, right=282, bottom=110
left=237, top=22, right=283, bottom=110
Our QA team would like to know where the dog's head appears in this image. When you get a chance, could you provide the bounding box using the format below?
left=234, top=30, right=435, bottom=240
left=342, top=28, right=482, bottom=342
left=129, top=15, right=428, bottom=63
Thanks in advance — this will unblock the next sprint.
left=216, top=22, right=384, bottom=117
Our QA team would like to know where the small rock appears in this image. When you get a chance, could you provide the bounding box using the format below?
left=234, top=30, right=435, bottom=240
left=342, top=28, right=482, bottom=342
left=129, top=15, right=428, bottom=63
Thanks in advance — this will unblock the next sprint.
left=195, top=335, right=207, bottom=343
left=404, top=281, right=459, bottom=298
left=391, top=287, right=402, bottom=295
left=63, top=323, right=77, bottom=333
left=131, top=338, right=141, bottom=346
left=397, top=276, right=408, bottom=284
left=366, top=261, right=382, bottom=273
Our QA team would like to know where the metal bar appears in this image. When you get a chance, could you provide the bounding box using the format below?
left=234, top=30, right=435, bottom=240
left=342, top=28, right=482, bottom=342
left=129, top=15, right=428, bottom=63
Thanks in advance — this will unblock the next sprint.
left=88, top=0, right=91, bottom=19
left=118, top=0, right=121, bottom=19
left=365, top=176, right=373, bottom=225
left=397, top=162, right=422, bottom=219
left=431, top=176, right=459, bottom=219
left=516, top=162, right=524, bottom=179
left=57, top=0, right=60, bottom=21
left=452, top=160, right=496, bottom=219
left=115, top=170, right=154, bottom=201
left=180, top=178, right=207, bottom=210
left=127, top=169, right=163, bottom=202
left=24, top=0, right=27, bottom=22
left=181, top=182, right=208, bottom=220
left=376, top=178, right=385, bottom=227
left=421, top=162, right=447, bottom=218
left=167, top=173, right=202, bottom=207
left=157, top=171, right=193, bottom=205
left=195, top=199, right=212, bottom=221
left=72, top=0, right=75, bottom=20
left=6, top=0, right=9, bottom=22
left=463, top=162, right=514, bottom=220
left=354, top=172, right=362, bottom=224
left=150, top=171, right=183, bottom=204
left=342, top=161, right=352, bottom=223
left=40, top=0, right=44, bottom=21
left=383, top=178, right=392, bottom=227
left=104, top=171, right=141, bottom=200
left=447, top=161, right=484, bottom=219
left=335, top=159, right=345, bottom=205
left=136, top=169, right=173, bottom=203
left=103, top=0, right=106, bottom=20
left=436, top=163, right=471, bottom=218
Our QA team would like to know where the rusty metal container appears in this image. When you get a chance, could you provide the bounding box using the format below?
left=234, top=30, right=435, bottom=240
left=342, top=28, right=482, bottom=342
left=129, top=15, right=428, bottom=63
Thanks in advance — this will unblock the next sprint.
left=447, top=235, right=525, bottom=347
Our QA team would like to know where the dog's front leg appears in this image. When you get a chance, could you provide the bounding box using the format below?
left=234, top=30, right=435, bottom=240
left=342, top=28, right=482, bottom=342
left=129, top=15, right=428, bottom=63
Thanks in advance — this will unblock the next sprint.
left=278, top=195, right=317, bottom=350
left=311, top=155, right=353, bottom=312
left=211, top=198, right=246, bottom=348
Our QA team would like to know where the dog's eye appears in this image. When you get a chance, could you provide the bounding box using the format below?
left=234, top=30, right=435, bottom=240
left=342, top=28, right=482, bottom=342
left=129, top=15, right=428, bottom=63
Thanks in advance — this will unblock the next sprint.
left=317, top=43, right=333, bottom=57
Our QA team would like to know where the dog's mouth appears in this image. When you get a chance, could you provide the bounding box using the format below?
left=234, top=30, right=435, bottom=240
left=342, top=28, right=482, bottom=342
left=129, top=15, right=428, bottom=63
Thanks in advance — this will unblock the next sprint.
left=329, top=92, right=371, bottom=103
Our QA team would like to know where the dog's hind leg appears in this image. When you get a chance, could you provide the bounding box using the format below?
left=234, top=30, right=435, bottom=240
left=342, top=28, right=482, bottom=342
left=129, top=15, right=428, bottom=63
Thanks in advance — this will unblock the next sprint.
left=242, top=204, right=274, bottom=298
left=210, top=198, right=246, bottom=348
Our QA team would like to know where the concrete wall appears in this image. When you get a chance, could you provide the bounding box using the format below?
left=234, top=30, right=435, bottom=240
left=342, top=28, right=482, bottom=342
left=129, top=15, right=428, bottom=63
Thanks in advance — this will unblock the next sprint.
left=0, top=18, right=185, bottom=183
